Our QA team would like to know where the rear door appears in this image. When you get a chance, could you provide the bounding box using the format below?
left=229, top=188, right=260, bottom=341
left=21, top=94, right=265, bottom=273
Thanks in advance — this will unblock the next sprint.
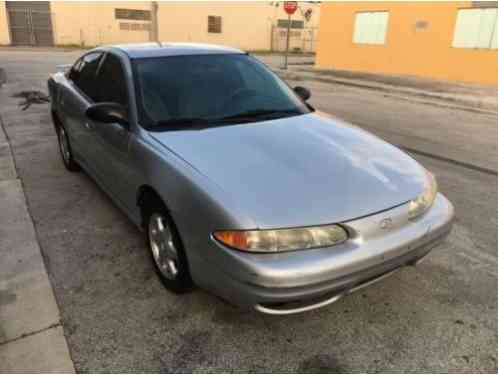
left=62, top=51, right=103, bottom=174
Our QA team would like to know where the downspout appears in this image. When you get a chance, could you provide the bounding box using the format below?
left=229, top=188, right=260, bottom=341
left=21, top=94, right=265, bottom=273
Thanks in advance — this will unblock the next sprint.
left=150, top=1, right=159, bottom=43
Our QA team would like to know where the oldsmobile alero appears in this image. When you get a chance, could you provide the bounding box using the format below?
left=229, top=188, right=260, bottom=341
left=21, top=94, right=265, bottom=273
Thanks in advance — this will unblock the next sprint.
left=48, top=43, right=454, bottom=314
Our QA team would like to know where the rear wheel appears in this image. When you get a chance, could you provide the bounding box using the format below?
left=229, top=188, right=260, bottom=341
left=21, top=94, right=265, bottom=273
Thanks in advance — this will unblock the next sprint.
left=142, top=196, right=193, bottom=293
left=54, top=114, right=80, bottom=172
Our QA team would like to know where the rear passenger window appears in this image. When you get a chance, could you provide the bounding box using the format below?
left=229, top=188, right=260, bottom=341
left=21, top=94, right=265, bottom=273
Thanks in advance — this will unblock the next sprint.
left=96, top=53, right=128, bottom=106
left=70, top=52, right=103, bottom=102
left=68, top=59, right=82, bottom=81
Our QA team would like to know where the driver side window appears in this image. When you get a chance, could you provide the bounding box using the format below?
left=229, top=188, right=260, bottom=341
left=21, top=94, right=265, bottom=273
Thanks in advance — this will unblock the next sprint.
left=95, top=53, right=128, bottom=106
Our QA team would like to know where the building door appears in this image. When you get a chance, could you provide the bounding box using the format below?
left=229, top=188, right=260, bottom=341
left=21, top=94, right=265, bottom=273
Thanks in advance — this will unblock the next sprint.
left=6, top=1, right=54, bottom=46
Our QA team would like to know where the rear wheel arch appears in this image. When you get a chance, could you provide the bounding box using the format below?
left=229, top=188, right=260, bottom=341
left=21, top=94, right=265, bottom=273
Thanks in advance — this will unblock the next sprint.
left=51, top=109, right=62, bottom=133
left=53, top=109, right=80, bottom=172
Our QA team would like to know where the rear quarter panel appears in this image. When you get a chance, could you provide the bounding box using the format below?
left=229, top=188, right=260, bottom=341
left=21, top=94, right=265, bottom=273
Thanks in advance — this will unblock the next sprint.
left=47, top=72, right=67, bottom=115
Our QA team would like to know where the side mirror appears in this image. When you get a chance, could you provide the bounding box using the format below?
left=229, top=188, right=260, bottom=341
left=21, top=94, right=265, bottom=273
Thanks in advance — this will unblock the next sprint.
left=294, top=86, right=311, bottom=102
left=86, top=102, right=129, bottom=127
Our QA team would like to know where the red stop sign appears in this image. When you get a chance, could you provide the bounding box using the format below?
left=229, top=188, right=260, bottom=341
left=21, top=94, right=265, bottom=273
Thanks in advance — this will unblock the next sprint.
left=284, top=1, right=298, bottom=15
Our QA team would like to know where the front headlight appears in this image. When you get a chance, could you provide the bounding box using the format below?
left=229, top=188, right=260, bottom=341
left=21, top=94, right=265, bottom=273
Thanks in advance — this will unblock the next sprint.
left=408, top=171, right=438, bottom=220
left=213, top=224, right=348, bottom=253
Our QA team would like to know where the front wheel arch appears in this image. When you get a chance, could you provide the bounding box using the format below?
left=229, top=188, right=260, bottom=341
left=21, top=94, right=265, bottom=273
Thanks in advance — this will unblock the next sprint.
left=137, top=185, right=168, bottom=228
left=138, top=186, right=194, bottom=292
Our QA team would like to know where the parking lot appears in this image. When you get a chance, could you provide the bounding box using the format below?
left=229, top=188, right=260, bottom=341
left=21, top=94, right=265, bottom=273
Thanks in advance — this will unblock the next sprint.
left=0, top=49, right=497, bottom=372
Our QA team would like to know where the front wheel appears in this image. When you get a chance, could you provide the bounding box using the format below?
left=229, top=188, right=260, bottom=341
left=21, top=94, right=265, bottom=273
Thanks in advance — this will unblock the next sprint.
left=143, top=198, right=193, bottom=293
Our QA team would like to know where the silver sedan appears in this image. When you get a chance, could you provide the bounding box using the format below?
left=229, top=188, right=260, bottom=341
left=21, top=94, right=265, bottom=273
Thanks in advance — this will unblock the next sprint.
left=48, top=43, right=454, bottom=314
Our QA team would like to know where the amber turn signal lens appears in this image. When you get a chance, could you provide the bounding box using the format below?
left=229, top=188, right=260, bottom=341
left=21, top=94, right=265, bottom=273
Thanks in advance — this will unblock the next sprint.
left=213, top=231, right=249, bottom=250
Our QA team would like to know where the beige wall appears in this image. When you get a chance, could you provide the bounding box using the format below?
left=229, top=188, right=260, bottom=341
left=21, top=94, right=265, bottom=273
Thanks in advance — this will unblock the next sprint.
left=156, top=2, right=320, bottom=51
left=1, top=1, right=319, bottom=50
left=51, top=1, right=151, bottom=46
left=0, top=1, right=10, bottom=45
left=157, top=2, right=273, bottom=51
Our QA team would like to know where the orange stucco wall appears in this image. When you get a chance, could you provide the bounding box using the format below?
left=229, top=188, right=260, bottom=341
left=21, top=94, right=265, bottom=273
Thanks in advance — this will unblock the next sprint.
left=316, top=1, right=498, bottom=86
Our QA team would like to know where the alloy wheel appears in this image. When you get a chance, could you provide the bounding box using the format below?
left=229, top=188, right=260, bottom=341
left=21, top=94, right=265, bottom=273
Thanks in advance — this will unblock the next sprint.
left=148, top=213, right=179, bottom=280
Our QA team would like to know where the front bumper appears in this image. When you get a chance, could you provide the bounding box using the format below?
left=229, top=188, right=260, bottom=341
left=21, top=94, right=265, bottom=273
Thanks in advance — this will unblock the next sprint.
left=192, top=193, right=454, bottom=314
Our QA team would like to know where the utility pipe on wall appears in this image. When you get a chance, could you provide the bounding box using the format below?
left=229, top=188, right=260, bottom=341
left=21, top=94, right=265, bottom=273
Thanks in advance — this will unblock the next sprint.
left=150, top=1, right=159, bottom=42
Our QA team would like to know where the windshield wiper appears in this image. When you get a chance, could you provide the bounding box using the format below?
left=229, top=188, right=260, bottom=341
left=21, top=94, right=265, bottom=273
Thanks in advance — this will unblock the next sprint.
left=215, top=109, right=302, bottom=123
left=149, top=109, right=303, bottom=131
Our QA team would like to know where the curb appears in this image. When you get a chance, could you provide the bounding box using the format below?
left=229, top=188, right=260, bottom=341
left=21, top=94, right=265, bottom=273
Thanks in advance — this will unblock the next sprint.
left=0, top=111, right=75, bottom=372
left=276, top=69, right=498, bottom=116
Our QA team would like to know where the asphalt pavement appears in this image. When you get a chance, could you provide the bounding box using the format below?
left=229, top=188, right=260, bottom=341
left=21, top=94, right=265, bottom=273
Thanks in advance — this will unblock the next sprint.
left=0, top=49, right=497, bottom=372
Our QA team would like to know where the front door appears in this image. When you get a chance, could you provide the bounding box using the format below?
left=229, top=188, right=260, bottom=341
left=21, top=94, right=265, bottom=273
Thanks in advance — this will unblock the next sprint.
left=89, top=52, right=138, bottom=214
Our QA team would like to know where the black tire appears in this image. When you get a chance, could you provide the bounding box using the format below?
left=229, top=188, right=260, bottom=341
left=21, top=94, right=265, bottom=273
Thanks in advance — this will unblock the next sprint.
left=141, top=195, right=193, bottom=294
left=53, top=114, right=80, bottom=172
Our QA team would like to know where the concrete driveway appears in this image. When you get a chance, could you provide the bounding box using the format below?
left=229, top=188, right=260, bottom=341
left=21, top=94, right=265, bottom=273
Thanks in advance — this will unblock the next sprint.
left=0, top=49, right=497, bottom=372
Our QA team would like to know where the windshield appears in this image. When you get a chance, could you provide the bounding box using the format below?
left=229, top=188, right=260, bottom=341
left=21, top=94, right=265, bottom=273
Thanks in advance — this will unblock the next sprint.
left=132, top=54, right=310, bottom=130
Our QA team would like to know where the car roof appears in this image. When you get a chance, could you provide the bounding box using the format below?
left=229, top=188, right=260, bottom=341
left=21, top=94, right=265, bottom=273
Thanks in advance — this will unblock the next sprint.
left=105, top=42, right=245, bottom=59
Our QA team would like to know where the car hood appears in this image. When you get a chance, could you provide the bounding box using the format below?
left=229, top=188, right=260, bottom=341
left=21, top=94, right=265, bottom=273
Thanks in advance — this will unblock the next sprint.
left=149, top=112, right=427, bottom=229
